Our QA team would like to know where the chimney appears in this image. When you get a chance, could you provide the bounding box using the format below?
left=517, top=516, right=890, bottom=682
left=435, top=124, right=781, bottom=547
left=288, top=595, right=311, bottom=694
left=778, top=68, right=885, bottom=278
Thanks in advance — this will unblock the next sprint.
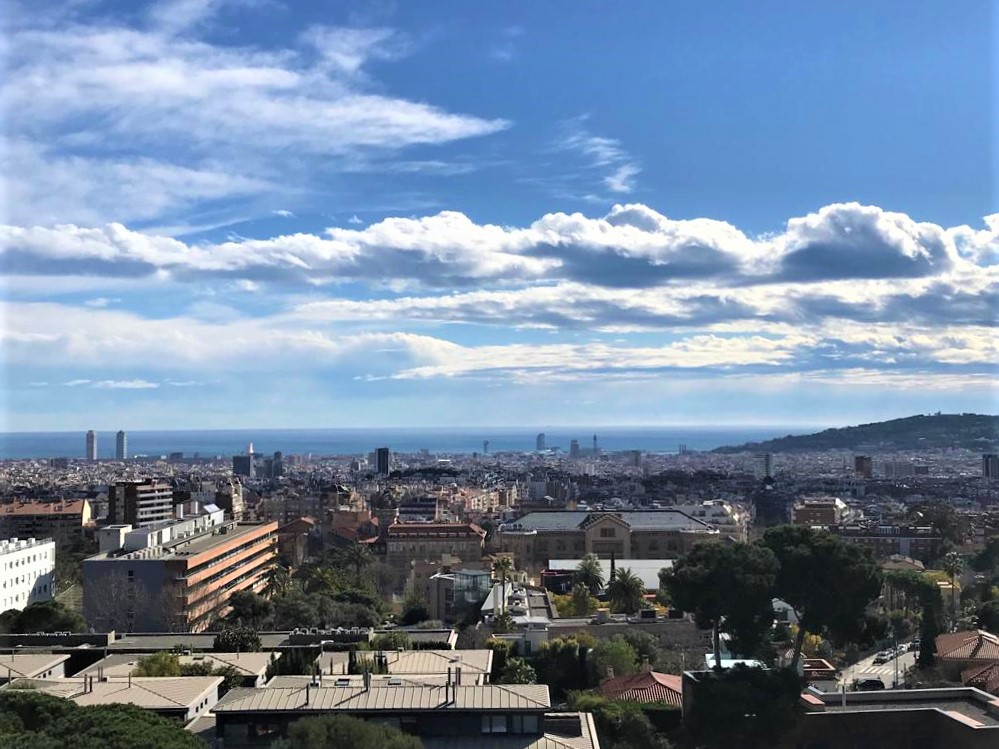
left=305, top=683, right=311, bottom=704
left=363, top=669, right=371, bottom=691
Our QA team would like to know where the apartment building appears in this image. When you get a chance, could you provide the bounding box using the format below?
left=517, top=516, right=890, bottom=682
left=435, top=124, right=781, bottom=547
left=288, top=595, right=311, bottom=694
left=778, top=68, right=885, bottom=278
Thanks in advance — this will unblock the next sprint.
left=832, top=523, right=943, bottom=562
left=0, top=499, right=92, bottom=547
left=0, top=537, right=55, bottom=612
left=384, top=523, right=487, bottom=577
left=108, top=480, right=176, bottom=527
left=83, top=509, right=278, bottom=633
left=792, top=496, right=850, bottom=527
left=498, top=510, right=718, bottom=573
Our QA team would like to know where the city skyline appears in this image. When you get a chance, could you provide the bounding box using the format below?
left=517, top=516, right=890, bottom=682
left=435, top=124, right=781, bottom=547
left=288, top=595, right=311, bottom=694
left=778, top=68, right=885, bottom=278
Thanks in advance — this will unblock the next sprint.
left=3, top=1, right=997, bottom=431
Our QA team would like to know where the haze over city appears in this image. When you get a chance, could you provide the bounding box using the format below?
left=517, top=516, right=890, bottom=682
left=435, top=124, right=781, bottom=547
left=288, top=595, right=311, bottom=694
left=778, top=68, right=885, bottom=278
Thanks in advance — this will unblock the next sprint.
left=2, top=0, right=996, bottom=432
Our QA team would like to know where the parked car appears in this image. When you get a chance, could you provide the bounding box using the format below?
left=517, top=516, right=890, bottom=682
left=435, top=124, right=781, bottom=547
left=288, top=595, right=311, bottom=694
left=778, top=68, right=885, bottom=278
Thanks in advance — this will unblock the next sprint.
left=873, top=652, right=891, bottom=664
left=908, top=639, right=920, bottom=652
left=854, top=676, right=886, bottom=691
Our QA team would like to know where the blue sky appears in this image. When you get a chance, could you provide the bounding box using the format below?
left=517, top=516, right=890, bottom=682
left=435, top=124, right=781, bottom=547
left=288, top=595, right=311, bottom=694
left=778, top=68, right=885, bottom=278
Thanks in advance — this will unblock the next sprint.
left=1, top=0, right=997, bottom=431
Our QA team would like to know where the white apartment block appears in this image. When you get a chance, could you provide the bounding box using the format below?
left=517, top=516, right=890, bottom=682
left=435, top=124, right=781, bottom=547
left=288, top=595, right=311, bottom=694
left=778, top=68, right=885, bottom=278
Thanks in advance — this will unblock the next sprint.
left=1, top=537, right=56, bottom=612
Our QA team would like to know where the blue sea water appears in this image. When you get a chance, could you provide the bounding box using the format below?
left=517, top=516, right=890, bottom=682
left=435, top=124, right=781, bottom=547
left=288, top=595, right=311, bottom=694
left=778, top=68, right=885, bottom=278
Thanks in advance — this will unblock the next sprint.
left=0, top=426, right=811, bottom=460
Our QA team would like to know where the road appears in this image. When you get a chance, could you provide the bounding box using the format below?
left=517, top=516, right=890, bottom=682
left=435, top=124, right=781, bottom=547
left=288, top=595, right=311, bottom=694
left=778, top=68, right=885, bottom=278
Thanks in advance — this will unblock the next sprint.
left=838, top=648, right=916, bottom=688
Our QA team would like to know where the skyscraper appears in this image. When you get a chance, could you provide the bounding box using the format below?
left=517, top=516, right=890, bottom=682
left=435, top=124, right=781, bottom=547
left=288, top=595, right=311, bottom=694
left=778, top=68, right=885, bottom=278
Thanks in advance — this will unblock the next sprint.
left=115, top=430, right=128, bottom=460
left=569, top=440, right=580, bottom=459
left=85, top=430, right=97, bottom=461
left=536, top=433, right=546, bottom=451
left=592, top=434, right=599, bottom=456
left=753, top=452, right=773, bottom=480
left=984, top=454, right=999, bottom=481
left=375, top=447, right=391, bottom=475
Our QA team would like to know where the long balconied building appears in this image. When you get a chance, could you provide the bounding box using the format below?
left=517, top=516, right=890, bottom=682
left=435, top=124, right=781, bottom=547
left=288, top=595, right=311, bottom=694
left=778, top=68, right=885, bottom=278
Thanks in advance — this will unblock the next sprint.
left=83, top=508, right=277, bottom=633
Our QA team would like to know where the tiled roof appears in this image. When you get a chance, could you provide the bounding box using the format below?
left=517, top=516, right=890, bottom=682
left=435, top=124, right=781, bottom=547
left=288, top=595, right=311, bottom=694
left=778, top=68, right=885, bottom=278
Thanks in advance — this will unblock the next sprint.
left=387, top=523, right=486, bottom=538
left=214, top=684, right=550, bottom=713
left=936, top=630, right=999, bottom=661
left=962, top=662, right=999, bottom=695
left=503, top=511, right=716, bottom=533
left=598, top=671, right=683, bottom=707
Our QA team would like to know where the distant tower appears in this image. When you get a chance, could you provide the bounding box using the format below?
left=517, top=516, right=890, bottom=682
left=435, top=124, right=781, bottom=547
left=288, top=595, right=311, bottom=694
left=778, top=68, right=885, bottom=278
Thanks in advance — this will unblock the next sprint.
left=85, top=430, right=97, bottom=461
left=592, top=434, right=599, bottom=455
left=246, top=442, right=255, bottom=456
left=984, top=454, right=999, bottom=480
left=115, top=430, right=128, bottom=460
left=536, top=433, right=546, bottom=451
left=375, top=447, right=391, bottom=475
left=569, top=440, right=581, bottom=459
left=754, top=452, right=773, bottom=480
left=483, top=440, right=490, bottom=454
left=854, top=455, right=873, bottom=479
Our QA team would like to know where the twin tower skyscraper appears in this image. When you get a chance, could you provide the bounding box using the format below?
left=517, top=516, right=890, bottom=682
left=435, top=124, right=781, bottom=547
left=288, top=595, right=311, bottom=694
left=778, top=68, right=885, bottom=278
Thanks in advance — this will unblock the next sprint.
left=85, top=430, right=128, bottom=460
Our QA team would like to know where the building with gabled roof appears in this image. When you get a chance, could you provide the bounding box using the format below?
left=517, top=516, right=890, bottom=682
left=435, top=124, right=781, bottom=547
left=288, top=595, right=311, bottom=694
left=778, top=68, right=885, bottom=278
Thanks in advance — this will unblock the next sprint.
left=0, top=653, right=69, bottom=684
left=599, top=670, right=682, bottom=707
left=936, top=630, right=999, bottom=678
left=75, top=651, right=273, bottom=687
left=963, top=662, right=999, bottom=696
left=318, top=648, right=493, bottom=683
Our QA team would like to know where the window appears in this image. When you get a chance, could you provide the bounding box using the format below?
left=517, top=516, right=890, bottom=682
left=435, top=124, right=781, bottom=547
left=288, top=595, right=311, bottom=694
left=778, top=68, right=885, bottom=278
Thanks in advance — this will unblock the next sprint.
left=482, top=715, right=508, bottom=734
left=599, top=527, right=616, bottom=538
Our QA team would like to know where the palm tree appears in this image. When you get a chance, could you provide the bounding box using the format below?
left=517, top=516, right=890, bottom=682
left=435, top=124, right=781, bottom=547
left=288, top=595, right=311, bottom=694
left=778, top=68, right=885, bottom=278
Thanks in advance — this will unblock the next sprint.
left=300, top=564, right=339, bottom=596
left=493, top=556, right=514, bottom=614
left=266, top=565, right=291, bottom=597
left=337, top=543, right=374, bottom=586
left=574, top=554, right=605, bottom=597
left=607, top=567, right=645, bottom=615
left=942, top=552, right=964, bottom=628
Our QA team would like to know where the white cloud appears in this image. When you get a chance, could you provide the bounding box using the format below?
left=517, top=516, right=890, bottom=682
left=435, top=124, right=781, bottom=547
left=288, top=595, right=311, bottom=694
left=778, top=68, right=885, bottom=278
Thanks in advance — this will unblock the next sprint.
left=560, top=119, right=641, bottom=195
left=93, top=379, right=160, bottom=389
left=272, top=209, right=295, bottom=218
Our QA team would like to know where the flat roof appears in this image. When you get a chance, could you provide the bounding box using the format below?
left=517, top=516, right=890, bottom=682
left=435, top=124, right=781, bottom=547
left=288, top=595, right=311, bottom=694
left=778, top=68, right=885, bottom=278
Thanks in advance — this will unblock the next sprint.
left=266, top=674, right=449, bottom=688
left=215, top=684, right=551, bottom=713
left=13, top=676, right=222, bottom=710
left=107, top=632, right=291, bottom=651
left=75, top=651, right=274, bottom=678
left=423, top=712, right=599, bottom=749
left=503, top=511, right=716, bottom=533
left=0, top=653, right=69, bottom=678
left=319, top=649, right=492, bottom=676
left=809, top=686, right=999, bottom=729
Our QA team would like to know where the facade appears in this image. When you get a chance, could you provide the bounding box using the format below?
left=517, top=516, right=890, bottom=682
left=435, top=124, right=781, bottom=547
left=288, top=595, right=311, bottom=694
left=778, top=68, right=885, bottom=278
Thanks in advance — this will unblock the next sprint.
left=426, top=569, right=494, bottom=623
left=108, top=480, right=175, bottom=527
left=318, top=649, right=493, bottom=683
left=83, top=514, right=278, bottom=633
left=86, top=430, right=97, bottom=461
left=0, top=499, right=92, bottom=547
left=0, top=654, right=69, bottom=684
left=754, top=452, right=773, bottom=479
left=833, top=523, right=942, bottom=561
left=854, top=455, right=873, bottom=479
left=375, top=447, right=391, bottom=475
left=0, top=536, right=55, bottom=612
left=536, top=433, right=546, bottom=451
left=115, top=430, right=128, bottom=460
left=498, top=510, right=718, bottom=572
left=385, top=523, right=486, bottom=577
left=792, top=496, right=849, bottom=526
left=985, top=454, right=999, bottom=481
left=671, top=500, right=749, bottom=541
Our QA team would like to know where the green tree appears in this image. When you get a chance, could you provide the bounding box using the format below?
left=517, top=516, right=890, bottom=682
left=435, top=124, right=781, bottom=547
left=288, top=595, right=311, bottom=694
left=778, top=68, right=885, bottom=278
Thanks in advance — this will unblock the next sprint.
left=213, top=627, right=261, bottom=652
left=972, top=537, right=999, bottom=576
left=493, top=556, right=514, bottom=593
left=571, top=582, right=599, bottom=616
left=566, top=692, right=673, bottom=749
left=977, top=600, right=999, bottom=632
left=266, top=648, right=319, bottom=678
left=272, top=713, right=422, bottom=749
left=271, top=592, right=320, bottom=629
left=225, top=590, right=272, bottom=629
left=532, top=635, right=592, bottom=699
left=941, top=552, right=964, bottom=625
left=9, top=601, right=84, bottom=634
left=499, top=657, right=537, bottom=684
left=337, top=544, right=375, bottom=587
left=668, top=542, right=779, bottom=668
left=371, top=631, right=411, bottom=650
left=132, top=651, right=181, bottom=677
left=590, top=638, right=639, bottom=682
left=400, top=593, right=431, bottom=626
left=917, top=576, right=944, bottom=667
left=762, top=525, right=882, bottom=671
left=0, top=690, right=206, bottom=749
left=607, top=568, right=645, bottom=615
left=611, top=630, right=668, bottom=672
left=266, top=565, right=293, bottom=597
left=656, top=566, right=672, bottom=607
left=574, top=554, right=605, bottom=596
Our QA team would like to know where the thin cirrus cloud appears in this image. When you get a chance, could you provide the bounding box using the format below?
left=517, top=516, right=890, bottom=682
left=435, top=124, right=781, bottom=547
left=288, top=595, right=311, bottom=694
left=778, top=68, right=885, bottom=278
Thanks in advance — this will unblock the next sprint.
left=2, top=2, right=510, bottom=227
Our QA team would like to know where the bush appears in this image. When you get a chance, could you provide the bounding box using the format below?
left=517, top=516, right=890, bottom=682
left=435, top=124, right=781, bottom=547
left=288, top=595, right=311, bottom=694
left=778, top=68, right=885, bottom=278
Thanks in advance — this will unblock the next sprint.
left=273, top=713, right=422, bottom=749
left=213, top=627, right=261, bottom=652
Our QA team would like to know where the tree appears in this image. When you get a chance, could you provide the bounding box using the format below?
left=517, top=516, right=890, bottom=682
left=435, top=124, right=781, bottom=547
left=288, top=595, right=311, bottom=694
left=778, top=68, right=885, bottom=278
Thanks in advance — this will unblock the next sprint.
left=533, top=635, right=593, bottom=699
left=272, top=713, right=422, bottom=749
left=977, top=600, right=999, bottom=632
left=762, top=525, right=882, bottom=672
left=566, top=692, right=673, bottom=749
left=337, top=544, right=375, bottom=587
left=3, top=600, right=84, bottom=634
left=668, top=542, right=779, bottom=668
left=132, top=652, right=181, bottom=677
left=213, top=627, right=261, bottom=652
left=656, top=566, right=672, bottom=607
left=225, top=590, right=272, bottom=629
left=941, top=552, right=964, bottom=626
left=493, top=556, right=514, bottom=589
left=400, top=593, right=431, bottom=626
left=590, top=638, right=639, bottom=682
left=266, top=565, right=292, bottom=597
left=574, top=554, right=604, bottom=596
left=499, top=657, right=537, bottom=684
left=607, top=568, right=645, bottom=615
left=571, top=583, right=598, bottom=616
left=0, top=690, right=206, bottom=749
left=371, top=631, right=411, bottom=651
left=611, top=630, right=668, bottom=672
left=972, top=537, right=999, bottom=576
left=917, top=577, right=944, bottom=667
left=266, top=648, right=319, bottom=678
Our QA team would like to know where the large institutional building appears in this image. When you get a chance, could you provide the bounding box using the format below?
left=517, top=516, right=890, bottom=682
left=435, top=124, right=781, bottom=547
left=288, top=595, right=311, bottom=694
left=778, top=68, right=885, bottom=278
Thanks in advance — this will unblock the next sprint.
left=0, top=536, right=55, bottom=612
left=498, top=510, right=718, bottom=572
left=83, top=508, right=278, bottom=633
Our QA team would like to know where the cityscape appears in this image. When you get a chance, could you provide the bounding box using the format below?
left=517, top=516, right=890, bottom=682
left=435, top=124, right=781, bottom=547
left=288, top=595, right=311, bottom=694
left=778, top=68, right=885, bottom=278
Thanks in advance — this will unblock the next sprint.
left=2, top=1, right=998, bottom=749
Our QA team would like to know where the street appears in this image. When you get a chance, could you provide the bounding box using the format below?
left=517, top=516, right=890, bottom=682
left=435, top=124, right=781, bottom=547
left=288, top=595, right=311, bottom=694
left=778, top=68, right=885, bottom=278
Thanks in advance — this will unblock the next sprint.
left=838, top=647, right=917, bottom=689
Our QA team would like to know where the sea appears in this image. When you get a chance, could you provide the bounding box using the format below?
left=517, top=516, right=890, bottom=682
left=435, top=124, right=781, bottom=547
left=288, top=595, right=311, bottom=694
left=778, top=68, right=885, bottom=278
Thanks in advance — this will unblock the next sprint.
left=0, top=426, right=812, bottom=460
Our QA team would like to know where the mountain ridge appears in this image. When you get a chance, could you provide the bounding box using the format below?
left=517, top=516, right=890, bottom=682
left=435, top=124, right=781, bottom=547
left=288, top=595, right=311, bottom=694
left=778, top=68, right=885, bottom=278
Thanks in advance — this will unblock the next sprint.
left=711, top=413, right=999, bottom=454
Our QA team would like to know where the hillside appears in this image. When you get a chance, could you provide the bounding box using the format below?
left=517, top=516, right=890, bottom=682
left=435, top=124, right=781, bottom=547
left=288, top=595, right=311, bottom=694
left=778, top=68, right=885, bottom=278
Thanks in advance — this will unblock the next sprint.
left=712, top=413, right=999, bottom=454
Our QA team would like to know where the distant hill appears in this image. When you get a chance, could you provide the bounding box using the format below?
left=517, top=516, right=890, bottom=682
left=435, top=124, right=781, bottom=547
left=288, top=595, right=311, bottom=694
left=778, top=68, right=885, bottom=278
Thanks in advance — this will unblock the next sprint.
left=712, top=413, right=999, bottom=454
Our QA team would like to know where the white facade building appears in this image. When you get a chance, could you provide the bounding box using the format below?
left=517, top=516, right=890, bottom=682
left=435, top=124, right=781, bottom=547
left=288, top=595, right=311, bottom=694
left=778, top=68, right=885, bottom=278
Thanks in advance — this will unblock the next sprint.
left=1, top=537, right=56, bottom=612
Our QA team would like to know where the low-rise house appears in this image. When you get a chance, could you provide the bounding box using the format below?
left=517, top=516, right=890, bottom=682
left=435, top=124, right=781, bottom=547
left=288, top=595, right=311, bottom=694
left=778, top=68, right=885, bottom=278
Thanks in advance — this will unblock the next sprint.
left=75, top=651, right=273, bottom=687
left=935, top=630, right=999, bottom=679
left=599, top=670, right=682, bottom=707
left=0, top=653, right=69, bottom=684
left=963, top=663, right=999, bottom=696
left=318, top=649, right=493, bottom=684
left=10, top=676, right=222, bottom=722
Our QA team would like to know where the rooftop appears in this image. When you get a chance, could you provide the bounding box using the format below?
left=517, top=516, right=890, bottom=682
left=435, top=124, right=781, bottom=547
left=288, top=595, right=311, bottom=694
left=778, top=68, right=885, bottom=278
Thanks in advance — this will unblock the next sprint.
left=599, top=671, right=682, bottom=707
left=319, top=649, right=492, bottom=677
left=806, top=686, right=999, bottom=729
left=75, top=651, right=274, bottom=678
left=936, top=630, right=999, bottom=661
left=0, top=537, right=54, bottom=554
left=424, top=713, right=599, bottom=749
left=11, top=676, right=223, bottom=710
left=0, top=500, right=89, bottom=516
left=501, top=510, right=717, bottom=533
left=214, top=683, right=551, bottom=713
left=0, top=653, right=69, bottom=679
